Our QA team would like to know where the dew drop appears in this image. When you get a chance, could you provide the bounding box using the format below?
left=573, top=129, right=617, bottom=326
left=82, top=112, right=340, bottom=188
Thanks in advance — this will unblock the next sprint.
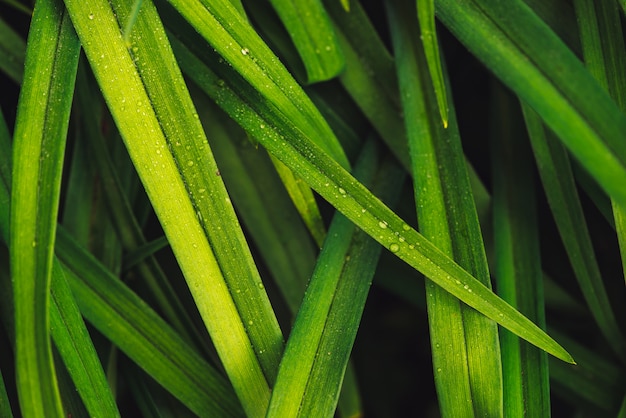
left=402, top=223, right=411, bottom=231
left=187, top=160, right=194, bottom=166
left=88, top=13, right=94, bottom=20
left=248, top=320, right=253, bottom=326
left=338, top=187, right=346, bottom=195
left=241, top=47, right=249, bottom=55
left=257, top=282, right=264, bottom=289
left=389, top=243, right=400, bottom=253
left=378, top=221, right=388, bottom=229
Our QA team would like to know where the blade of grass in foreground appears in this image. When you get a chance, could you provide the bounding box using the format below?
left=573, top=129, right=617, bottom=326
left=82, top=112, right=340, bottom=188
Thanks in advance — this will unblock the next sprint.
left=2, top=114, right=118, bottom=417
left=522, top=104, right=626, bottom=362
left=267, top=0, right=344, bottom=82
left=268, top=141, right=403, bottom=417
left=164, top=0, right=350, bottom=169
left=171, top=21, right=573, bottom=363
left=9, top=0, right=80, bottom=415
left=63, top=0, right=284, bottom=414
left=435, top=0, right=626, bottom=208
left=388, top=0, right=502, bottom=415
left=491, top=85, right=549, bottom=417
left=55, top=228, right=244, bottom=417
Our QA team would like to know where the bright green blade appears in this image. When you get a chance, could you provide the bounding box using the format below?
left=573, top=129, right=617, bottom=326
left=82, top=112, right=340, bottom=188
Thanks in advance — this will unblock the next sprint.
left=435, top=0, right=626, bottom=209
left=522, top=104, right=625, bottom=361
left=55, top=229, right=244, bottom=417
left=169, top=12, right=573, bottom=363
left=162, top=0, right=350, bottom=170
left=62, top=0, right=284, bottom=414
left=388, top=0, right=502, bottom=415
left=74, top=65, right=205, bottom=353
left=9, top=0, right=80, bottom=415
left=268, top=141, right=403, bottom=417
left=2, top=106, right=118, bottom=418
left=416, top=0, right=448, bottom=127
left=491, top=86, right=549, bottom=417
left=267, top=0, right=344, bottom=83
left=195, top=93, right=317, bottom=313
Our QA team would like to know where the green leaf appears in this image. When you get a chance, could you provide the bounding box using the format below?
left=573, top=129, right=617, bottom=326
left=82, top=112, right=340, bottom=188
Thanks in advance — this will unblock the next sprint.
left=169, top=3, right=573, bottom=363
left=267, top=0, right=345, bottom=82
left=55, top=229, right=244, bottom=417
left=435, top=0, right=626, bottom=209
left=491, top=86, right=549, bottom=417
left=62, top=0, right=284, bottom=415
left=9, top=0, right=80, bottom=415
left=388, top=0, right=502, bottom=414
left=522, top=104, right=626, bottom=361
left=268, top=141, right=403, bottom=417
left=162, top=0, right=350, bottom=169
left=416, top=0, right=448, bottom=127
left=50, top=262, right=121, bottom=418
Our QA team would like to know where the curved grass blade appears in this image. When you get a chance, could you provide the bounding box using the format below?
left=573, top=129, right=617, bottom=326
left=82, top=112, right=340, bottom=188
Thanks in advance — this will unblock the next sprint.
left=267, top=0, right=344, bottom=83
left=0, top=17, right=26, bottom=83
left=55, top=228, right=244, bottom=417
left=435, top=0, right=626, bottom=209
left=62, top=0, right=284, bottom=414
left=171, top=24, right=573, bottom=363
left=9, top=0, right=80, bottom=415
left=163, top=0, right=350, bottom=170
left=388, top=0, right=502, bottom=415
left=491, top=86, right=549, bottom=417
left=522, top=104, right=626, bottom=362
left=0, top=366, right=13, bottom=418
left=416, top=0, right=448, bottom=127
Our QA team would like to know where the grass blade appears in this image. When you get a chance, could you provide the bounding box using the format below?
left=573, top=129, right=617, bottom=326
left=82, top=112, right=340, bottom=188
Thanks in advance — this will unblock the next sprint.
left=49, top=262, right=120, bottom=417
left=573, top=0, right=626, bottom=288
left=416, top=0, right=448, bottom=127
left=9, top=0, right=80, bottom=415
left=169, top=14, right=573, bottom=363
left=388, top=0, right=502, bottom=415
left=55, top=229, right=244, bottom=417
left=435, top=0, right=626, bottom=208
left=268, top=141, right=403, bottom=417
left=267, top=0, right=344, bottom=82
left=63, top=0, right=285, bottom=414
left=522, top=104, right=626, bottom=361
left=164, top=0, right=350, bottom=169
left=491, top=85, right=549, bottom=417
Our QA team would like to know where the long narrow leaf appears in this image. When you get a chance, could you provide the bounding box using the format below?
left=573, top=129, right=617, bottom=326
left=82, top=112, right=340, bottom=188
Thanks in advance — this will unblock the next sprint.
left=9, top=0, right=80, bottom=415
left=62, top=0, right=284, bottom=414
left=522, top=104, right=626, bottom=361
left=491, top=85, right=549, bottom=417
left=169, top=12, right=573, bottom=363
left=388, top=0, right=502, bottom=415
left=55, top=229, right=244, bottom=417
left=267, top=0, right=344, bottom=82
left=435, top=0, right=626, bottom=208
